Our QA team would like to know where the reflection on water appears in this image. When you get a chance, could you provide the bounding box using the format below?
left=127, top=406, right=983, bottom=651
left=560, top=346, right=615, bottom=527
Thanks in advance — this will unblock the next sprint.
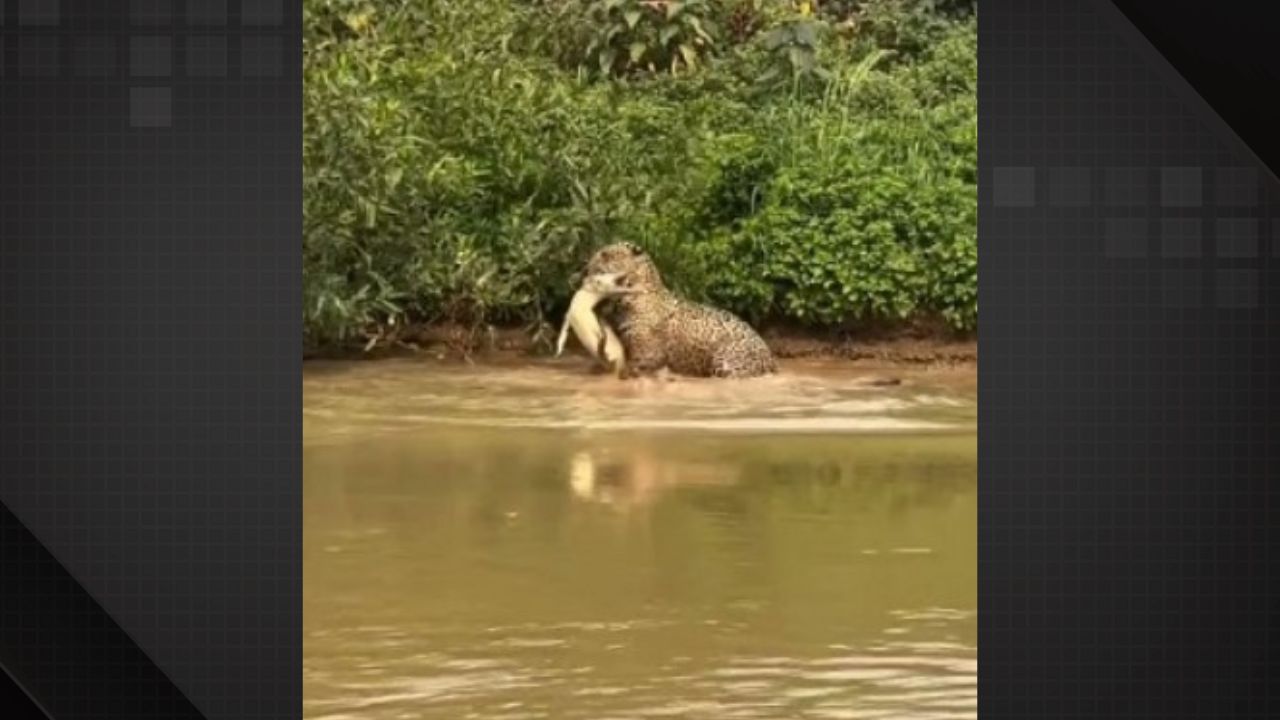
left=305, top=359, right=976, bottom=719
left=567, top=443, right=743, bottom=511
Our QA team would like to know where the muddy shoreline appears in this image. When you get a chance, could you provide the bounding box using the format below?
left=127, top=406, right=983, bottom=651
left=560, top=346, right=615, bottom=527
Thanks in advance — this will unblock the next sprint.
left=305, top=321, right=977, bottom=369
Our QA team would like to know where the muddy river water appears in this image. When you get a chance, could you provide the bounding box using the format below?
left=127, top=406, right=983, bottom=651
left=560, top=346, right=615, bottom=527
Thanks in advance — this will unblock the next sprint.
left=304, top=357, right=976, bottom=719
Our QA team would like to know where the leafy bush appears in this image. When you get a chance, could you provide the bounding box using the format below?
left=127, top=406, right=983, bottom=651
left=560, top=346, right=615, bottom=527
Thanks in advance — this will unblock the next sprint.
left=757, top=16, right=830, bottom=88
left=581, top=0, right=720, bottom=76
left=303, top=0, right=977, bottom=351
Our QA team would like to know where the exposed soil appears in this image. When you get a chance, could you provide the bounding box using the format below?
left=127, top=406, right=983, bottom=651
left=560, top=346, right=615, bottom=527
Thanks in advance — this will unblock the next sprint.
left=303, top=319, right=977, bottom=371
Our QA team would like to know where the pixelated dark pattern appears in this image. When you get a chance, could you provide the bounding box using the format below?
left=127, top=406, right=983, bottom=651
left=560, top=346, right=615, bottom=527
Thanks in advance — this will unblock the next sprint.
left=186, top=0, right=227, bottom=27
left=1102, top=217, right=1148, bottom=258
left=185, top=35, right=227, bottom=77
left=241, top=35, right=281, bottom=77
left=130, top=85, right=172, bottom=126
left=1160, top=217, right=1202, bottom=258
left=1216, top=166, right=1259, bottom=207
left=1047, top=166, right=1091, bottom=207
left=18, top=35, right=59, bottom=77
left=73, top=35, right=118, bottom=77
left=993, top=165, right=1035, bottom=206
left=1214, top=217, right=1258, bottom=259
left=0, top=2, right=301, bottom=719
left=1, top=662, right=53, bottom=720
left=129, top=35, right=172, bottom=77
left=981, top=1, right=1280, bottom=718
left=129, top=0, right=171, bottom=27
left=1161, top=166, right=1203, bottom=207
left=1, top=504, right=204, bottom=719
left=1112, top=1, right=1280, bottom=176
left=18, top=0, right=61, bottom=27
left=242, top=0, right=282, bottom=27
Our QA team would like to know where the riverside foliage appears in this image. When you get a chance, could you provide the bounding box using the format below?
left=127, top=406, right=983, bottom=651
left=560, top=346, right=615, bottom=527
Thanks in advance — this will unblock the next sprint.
left=304, top=0, right=977, bottom=350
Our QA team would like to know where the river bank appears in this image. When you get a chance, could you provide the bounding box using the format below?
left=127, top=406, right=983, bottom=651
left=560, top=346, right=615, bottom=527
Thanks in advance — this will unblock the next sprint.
left=303, top=320, right=977, bottom=371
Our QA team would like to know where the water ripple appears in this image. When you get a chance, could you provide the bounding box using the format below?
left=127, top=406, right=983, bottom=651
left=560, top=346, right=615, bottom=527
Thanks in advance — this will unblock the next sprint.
left=304, top=361, right=975, bottom=446
left=305, top=639, right=976, bottom=720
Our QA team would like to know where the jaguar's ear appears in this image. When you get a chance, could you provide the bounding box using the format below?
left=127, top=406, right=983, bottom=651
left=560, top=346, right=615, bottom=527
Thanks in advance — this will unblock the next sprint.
left=620, top=270, right=648, bottom=292
left=625, top=241, right=644, bottom=257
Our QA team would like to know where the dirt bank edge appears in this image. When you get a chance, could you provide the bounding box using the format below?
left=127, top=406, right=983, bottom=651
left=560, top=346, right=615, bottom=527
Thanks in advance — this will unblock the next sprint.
left=304, top=321, right=977, bottom=368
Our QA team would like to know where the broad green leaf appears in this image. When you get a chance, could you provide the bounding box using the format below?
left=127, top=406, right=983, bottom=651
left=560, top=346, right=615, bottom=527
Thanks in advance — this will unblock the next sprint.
left=342, top=11, right=372, bottom=34
left=686, top=16, right=712, bottom=42
left=660, top=25, right=680, bottom=46
left=629, top=42, right=648, bottom=63
left=755, top=66, right=781, bottom=86
left=624, top=10, right=641, bottom=29
left=599, top=47, right=617, bottom=73
left=788, top=46, right=814, bottom=72
left=384, top=166, right=403, bottom=188
left=761, top=27, right=787, bottom=51
left=678, top=43, right=698, bottom=68
left=794, top=20, right=818, bottom=47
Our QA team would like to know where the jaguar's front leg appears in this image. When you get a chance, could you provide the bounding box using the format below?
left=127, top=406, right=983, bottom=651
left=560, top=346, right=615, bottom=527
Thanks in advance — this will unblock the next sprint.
left=620, top=325, right=667, bottom=378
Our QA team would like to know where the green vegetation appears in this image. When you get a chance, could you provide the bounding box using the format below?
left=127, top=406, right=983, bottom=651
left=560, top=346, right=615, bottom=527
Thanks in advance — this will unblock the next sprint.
left=304, top=0, right=976, bottom=352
